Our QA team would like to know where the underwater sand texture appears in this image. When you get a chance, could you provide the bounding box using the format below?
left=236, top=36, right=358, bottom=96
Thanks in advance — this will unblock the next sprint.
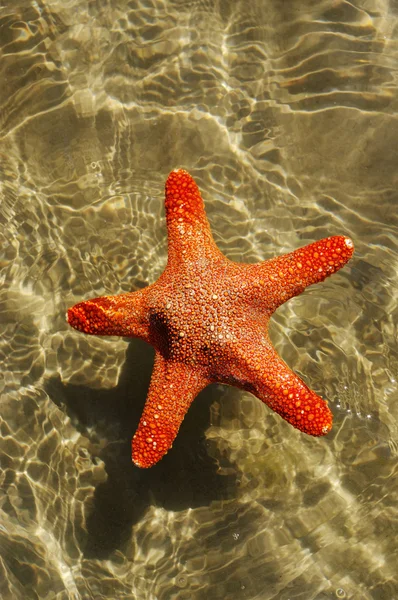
left=1, top=1, right=397, bottom=599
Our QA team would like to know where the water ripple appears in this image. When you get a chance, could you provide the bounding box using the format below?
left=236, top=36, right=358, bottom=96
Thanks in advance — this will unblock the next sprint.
left=1, top=0, right=398, bottom=599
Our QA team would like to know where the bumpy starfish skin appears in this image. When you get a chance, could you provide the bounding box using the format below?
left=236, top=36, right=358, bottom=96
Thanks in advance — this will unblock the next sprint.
left=68, top=169, right=354, bottom=468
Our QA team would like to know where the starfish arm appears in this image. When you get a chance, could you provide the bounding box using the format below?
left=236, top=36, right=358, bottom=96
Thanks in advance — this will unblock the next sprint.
left=255, top=354, right=333, bottom=436
left=67, top=290, right=150, bottom=339
left=225, top=339, right=333, bottom=436
left=164, top=169, right=220, bottom=266
left=256, top=236, right=354, bottom=309
left=132, top=353, right=209, bottom=468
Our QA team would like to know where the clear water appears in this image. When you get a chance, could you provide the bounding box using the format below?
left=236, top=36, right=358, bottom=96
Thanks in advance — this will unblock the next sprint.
left=1, top=1, right=397, bottom=599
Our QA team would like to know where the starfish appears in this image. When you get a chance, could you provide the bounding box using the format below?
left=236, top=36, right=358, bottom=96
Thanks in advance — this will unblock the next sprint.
left=67, top=169, right=354, bottom=468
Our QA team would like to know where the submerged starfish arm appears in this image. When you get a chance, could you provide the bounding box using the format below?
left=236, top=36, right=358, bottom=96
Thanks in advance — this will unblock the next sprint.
left=67, top=290, right=150, bottom=339
left=253, top=235, right=354, bottom=311
left=222, top=338, right=332, bottom=436
left=164, top=169, right=222, bottom=267
left=131, top=352, right=209, bottom=468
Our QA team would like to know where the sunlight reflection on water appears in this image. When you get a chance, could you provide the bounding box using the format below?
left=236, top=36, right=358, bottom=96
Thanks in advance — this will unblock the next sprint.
left=1, top=1, right=398, bottom=599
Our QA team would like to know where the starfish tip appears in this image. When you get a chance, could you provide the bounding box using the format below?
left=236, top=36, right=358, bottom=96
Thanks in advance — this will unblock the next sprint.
left=66, top=307, right=76, bottom=327
left=131, top=456, right=146, bottom=469
left=131, top=443, right=160, bottom=469
left=322, top=422, right=332, bottom=435
left=66, top=303, right=87, bottom=332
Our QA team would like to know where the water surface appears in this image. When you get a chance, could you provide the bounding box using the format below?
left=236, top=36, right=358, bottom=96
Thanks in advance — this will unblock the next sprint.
left=1, top=1, right=397, bottom=599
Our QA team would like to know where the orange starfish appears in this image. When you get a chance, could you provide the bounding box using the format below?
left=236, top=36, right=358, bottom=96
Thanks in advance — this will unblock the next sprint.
left=67, top=169, right=354, bottom=468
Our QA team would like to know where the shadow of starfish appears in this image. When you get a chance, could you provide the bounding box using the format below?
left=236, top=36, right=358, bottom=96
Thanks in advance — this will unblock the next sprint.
left=47, top=339, right=237, bottom=558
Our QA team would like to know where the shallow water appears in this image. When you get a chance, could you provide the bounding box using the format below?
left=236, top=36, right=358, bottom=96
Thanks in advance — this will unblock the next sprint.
left=1, top=1, right=398, bottom=599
